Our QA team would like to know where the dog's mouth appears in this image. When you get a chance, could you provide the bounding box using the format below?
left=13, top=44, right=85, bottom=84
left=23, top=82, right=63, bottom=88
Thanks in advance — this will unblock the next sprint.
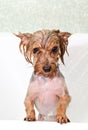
left=34, top=63, right=57, bottom=78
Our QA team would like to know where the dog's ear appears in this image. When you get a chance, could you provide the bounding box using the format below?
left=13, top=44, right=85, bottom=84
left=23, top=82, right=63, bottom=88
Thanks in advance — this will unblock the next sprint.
left=54, top=30, right=71, bottom=64
left=15, top=32, right=33, bottom=64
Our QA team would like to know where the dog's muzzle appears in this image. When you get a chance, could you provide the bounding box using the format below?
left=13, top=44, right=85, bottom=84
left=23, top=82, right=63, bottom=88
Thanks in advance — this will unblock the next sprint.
left=43, top=65, right=51, bottom=72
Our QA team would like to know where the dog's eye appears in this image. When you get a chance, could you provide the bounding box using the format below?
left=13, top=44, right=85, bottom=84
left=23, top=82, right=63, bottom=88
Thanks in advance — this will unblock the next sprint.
left=33, top=48, right=39, bottom=54
left=51, top=46, right=58, bottom=53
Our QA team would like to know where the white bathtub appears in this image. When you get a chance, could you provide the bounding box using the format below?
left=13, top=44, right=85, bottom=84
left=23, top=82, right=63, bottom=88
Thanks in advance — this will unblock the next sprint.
left=0, top=33, right=88, bottom=128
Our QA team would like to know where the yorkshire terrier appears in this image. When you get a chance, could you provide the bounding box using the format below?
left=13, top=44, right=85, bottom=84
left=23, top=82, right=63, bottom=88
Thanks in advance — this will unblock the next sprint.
left=16, top=29, right=71, bottom=123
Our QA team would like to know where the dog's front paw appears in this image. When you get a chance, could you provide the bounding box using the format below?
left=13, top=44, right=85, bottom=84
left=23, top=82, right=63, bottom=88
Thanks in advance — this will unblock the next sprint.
left=24, top=116, right=36, bottom=121
left=24, top=110, right=36, bottom=121
left=56, top=114, right=70, bottom=124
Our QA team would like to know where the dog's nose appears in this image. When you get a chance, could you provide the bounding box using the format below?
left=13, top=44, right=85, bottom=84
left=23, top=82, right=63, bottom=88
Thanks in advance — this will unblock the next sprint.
left=43, top=66, right=51, bottom=72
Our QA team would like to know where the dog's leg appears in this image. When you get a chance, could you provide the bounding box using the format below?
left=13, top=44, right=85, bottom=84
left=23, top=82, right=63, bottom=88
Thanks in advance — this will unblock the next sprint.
left=24, top=99, right=36, bottom=121
left=57, top=95, right=70, bottom=123
left=38, top=114, right=44, bottom=121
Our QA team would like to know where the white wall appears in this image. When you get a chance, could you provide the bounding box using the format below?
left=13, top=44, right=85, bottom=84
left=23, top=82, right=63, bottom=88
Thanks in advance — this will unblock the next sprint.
left=0, top=0, right=88, bottom=33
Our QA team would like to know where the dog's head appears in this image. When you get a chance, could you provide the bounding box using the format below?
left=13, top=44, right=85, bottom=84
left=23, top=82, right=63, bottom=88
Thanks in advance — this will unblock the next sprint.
left=16, top=30, right=71, bottom=77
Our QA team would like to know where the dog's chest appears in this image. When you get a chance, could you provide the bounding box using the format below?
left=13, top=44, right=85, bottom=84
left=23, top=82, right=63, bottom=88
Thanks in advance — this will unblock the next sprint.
left=29, top=75, right=66, bottom=115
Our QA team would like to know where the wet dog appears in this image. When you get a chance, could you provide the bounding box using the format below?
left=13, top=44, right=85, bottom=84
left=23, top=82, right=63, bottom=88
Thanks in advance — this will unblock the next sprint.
left=16, top=29, right=71, bottom=123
